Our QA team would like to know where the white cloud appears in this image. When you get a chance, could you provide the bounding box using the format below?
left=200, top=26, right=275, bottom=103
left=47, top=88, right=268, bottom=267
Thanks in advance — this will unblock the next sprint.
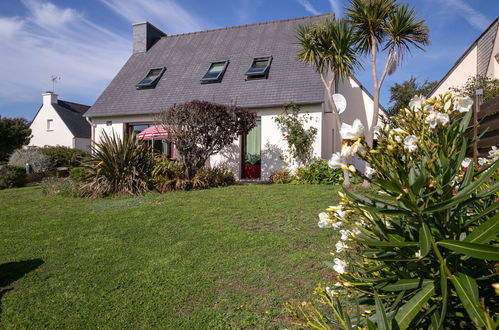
left=99, top=0, right=207, bottom=34
left=296, top=0, right=321, bottom=16
left=441, top=0, right=489, bottom=30
left=328, top=0, right=342, bottom=17
left=0, top=0, right=130, bottom=106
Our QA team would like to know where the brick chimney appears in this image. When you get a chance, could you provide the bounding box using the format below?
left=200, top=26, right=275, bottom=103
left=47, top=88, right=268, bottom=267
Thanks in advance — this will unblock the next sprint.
left=132, top=22, right=166, bottom=54
left=42, top=91, right=58, bottom=105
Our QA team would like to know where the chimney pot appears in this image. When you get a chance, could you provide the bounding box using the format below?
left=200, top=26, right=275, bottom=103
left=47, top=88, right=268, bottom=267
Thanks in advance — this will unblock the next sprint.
left=132, top=22, right=166, bottom=54
left=42, top=92, right=58, bottom=105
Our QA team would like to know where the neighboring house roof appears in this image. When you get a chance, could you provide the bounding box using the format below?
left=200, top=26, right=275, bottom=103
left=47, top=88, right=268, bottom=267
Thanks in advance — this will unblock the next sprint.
left=86, top=14, right=333, bottom=118
left=54, top=100, right=91, bottom=138
left=429, top=16, right=499, bottom=96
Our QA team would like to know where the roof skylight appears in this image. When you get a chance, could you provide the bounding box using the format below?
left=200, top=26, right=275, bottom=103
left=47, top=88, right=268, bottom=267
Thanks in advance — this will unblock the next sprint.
left=136, top=67, right=166, bottom=89
left=245, top=56, right=272, bottom=79
left=201, top=61, right=229, bottom=83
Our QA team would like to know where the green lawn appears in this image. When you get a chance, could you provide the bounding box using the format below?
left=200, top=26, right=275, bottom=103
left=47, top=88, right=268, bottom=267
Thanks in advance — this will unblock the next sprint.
left=0, top=184, right=339, bottom=329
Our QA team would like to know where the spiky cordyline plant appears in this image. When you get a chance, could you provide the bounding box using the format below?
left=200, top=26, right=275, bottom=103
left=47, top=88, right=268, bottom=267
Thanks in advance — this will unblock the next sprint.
left=89, top=131, right=153, bottom=196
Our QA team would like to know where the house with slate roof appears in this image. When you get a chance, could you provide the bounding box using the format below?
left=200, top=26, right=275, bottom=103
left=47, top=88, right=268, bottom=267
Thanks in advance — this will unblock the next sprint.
left=85, top=14, right=376, bottom=180
left=431, top=16, right=499, bottom=97
left=29, top=92, right=91, bottom=152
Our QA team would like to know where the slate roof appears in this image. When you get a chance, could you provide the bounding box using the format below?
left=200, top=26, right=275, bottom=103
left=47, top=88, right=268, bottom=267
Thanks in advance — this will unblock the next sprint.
left=86, top=14, right=331, bottom=118
left=54, top=100, right=91, bottom=138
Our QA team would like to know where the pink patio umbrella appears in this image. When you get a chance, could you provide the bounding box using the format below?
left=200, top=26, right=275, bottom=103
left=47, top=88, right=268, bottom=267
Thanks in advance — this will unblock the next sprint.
left=136, top=125, right=170, bottom=140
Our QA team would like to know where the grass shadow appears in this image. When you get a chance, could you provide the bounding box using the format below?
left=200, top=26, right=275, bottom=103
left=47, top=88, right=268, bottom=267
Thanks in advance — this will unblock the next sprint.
left=0, top=259, right=43, bottom=320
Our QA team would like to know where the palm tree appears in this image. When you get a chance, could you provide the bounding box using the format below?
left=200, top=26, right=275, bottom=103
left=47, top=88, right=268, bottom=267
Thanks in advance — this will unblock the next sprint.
left=296, top=17, right=362, bottom=187
left=346, top=0, right=430, bottom=147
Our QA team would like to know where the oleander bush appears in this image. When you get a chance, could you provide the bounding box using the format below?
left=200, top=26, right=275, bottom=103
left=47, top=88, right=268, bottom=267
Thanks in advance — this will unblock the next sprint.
left=39, top=146, right=89, bottom=168
left=289, top=92, right=499, bottom=329
left=0, top=165, right=26, bottom=189
left=8, top=148, right=53, bottom=173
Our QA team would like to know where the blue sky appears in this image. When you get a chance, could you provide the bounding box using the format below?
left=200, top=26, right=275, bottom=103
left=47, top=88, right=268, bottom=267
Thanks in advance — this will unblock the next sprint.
left=0, top=0, right=497, bottom=119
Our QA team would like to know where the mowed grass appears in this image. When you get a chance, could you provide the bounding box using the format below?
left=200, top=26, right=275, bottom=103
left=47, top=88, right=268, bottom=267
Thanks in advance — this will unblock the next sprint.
left=0, top=184, right=339, bottom=329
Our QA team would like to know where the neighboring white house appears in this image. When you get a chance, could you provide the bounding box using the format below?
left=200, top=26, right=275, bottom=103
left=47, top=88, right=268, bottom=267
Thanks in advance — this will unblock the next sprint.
left=85, top=15, right=376, bottom=180
left=431, top=17, right=499, bottom=97
left=29, top=92, right=92, bottom=152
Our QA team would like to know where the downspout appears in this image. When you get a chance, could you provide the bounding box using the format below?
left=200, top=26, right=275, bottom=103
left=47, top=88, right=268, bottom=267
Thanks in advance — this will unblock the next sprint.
left=85, top=116, right=96, bottom=153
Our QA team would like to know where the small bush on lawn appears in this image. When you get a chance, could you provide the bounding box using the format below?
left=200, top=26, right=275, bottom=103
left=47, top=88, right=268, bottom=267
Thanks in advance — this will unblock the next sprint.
left=40, top=177, right=90, bottom=198
left=270, top=169, right=295, bottom=184
left=9, top=148, right=53, bottom=173
left=69, top=167, right=88, bottom=182
left=152, top=156, right=235, bottom=192
left=88, top=132, right=154, bottom=196
left=290, top=93, right=499, bottom=329
left=39, top=146, right=89, bottom=168
left=296, top=158, right=343, bottom=184
left=0, top=165, right=26, bottom=189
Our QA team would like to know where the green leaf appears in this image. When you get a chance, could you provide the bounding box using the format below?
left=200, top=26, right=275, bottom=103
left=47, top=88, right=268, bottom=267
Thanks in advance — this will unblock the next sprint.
left=419, top=223, right=432, bottom=256
left=457, top=272, right=478, bottom=303
left=394, top=284, right=434, bottom=329
left=375, top=292, right=391, bottom=330
left=358, top=240, right=419, bottom=247
left=450, top=273, right=488, bottom=328
left=437, top=264, right=447, bottom=328
left=466, top=202, right=499, bottom=227
left=380, top=279, right=433, bottom=292
left=464, top=213, right=499, bottom=244
left=438, top=240, right=499, bottom=260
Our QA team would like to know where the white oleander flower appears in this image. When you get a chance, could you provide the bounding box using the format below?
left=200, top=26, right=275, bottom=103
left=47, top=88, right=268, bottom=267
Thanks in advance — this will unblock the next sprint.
left=340, top=119, right=364, bottom=140
left=335, top=209, right=347, bottom=220
left=415, top=250, right=422, bottom=259
left=478, top=157, right=487, bottom=166
left=318, top=212, right=332, bottom=228
left=409, top=95, right=426, bottom=111
left=390, top=128, right=406, bottom=143
left=340, top=140, right=361, bottom=158
left=455, top=96, right=473, bottom=112
left=425, top=111, right=449, bottom=129
left=335, top=241, right=348, bottom=253
left=339, top=229, right=349, bottom=241
left=333, top=258, right=346, bottom=274
left=461, top=157, right=472, bottom=168
left=328, top=152, right=346, bottom=169
left=437, top=112, right=450, bottom=126
left=488, top=146, right=499, bottom=160
left=332, top=221, right=343, bottom=229
left=403, top=135, right=419, bottom=152
left=365, top=166, right=375, bottom=177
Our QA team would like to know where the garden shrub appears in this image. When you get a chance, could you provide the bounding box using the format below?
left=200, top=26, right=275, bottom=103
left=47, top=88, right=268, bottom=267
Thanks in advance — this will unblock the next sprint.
left=270, top=169, right=296, bottom=184
left=40, top=177, right=90, bottom=198
left=296, top=158, right=343, bottom=184
left=39, top=146, right=89, bottom=168
left=89, top=132, right=154, bottom=196
left=0, top=165, right=26, bottom=189
left=196, top=167, right=236, bottom=188
left=68, top=167, right=88, bottom=182
left=8, top=148, right=53, bottom=173
left=290, top=92, right=499, bottom=329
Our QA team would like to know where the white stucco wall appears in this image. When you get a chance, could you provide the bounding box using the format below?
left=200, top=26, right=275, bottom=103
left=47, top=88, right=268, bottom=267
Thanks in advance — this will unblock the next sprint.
left=74, top=138, right=92, bottom=153
left=29, top=95, right=75, bottom=149
left=431, top=46, right=478, bottom=98
left=486, top=25, right=499, bottom=79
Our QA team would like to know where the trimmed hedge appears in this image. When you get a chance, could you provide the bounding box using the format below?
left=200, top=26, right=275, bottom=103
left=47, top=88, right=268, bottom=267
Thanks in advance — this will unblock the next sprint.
left=0, top=165, right=26, bottom=189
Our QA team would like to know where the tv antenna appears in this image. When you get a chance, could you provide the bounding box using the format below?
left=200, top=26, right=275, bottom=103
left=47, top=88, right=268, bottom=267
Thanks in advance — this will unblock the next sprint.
left=51, top=75, right=61, bottom=93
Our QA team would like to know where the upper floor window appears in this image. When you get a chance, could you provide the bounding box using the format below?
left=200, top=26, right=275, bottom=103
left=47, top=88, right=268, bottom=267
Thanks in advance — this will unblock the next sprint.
left=47, top=119, right=53, bottom=131
left=201, top=61, right=229, bottom=83
left=136, top=67, right=166, bottom=89
left=245, top=56, right=272, bottom=80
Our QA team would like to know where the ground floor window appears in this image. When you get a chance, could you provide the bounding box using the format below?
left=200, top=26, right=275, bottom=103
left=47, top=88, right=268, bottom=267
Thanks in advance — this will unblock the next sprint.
left=126, top=123, right=174, bottom=159
left=242, top=119, right=261, bottom=179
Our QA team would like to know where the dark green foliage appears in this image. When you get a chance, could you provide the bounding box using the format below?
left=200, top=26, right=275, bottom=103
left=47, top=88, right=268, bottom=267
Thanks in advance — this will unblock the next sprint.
left=296, top=159, right=343, bottom=184
left=0, top=165, right=26, bottom=189
left=68, top=167, right=88, bottom=182
left=39, top=146, right=89, bottom=168
left=388, top=77, right=438, bottom=115
left=0, top=116, right=31, bottom=161
left=454, top=74, right=499, bottom=100
left=89, top=132, right=154, bottom=196
left=9, top=148, right=53, bottom=173
left=274, top=103, right=318, bottom=166
left=158, top=100, right=256, bottom=179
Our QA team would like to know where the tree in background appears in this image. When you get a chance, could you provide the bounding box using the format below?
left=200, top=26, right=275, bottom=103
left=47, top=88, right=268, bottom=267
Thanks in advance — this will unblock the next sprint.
left=0, top=117, right=31, bottom=161
left=296, top=17, right=361, bottom=187
left=346, top=0, right=430, bottom=147
left=454, top=74, right=499, bottom=101
left=388, top=77, right=437, bottom=115
left=158, top=100, right=256, bottom=180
